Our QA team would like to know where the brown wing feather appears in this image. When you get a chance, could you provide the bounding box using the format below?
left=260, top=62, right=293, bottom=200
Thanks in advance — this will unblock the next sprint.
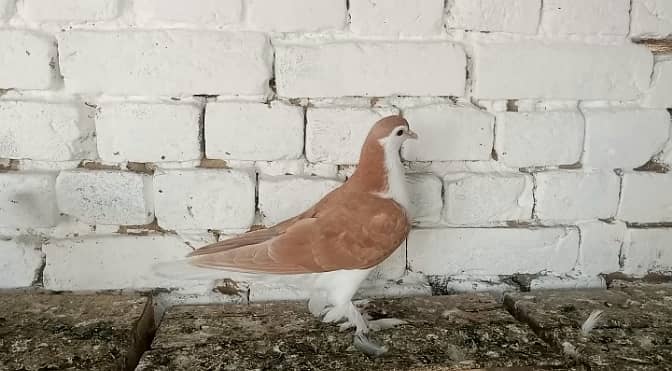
left=190, top=191, right=410, bottom=274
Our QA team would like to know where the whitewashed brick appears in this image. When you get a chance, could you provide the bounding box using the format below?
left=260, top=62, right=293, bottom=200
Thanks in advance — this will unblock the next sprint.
left=306, top=107, right=398, bottom=164
left=407, top=173, right=442, bottom=226
left=402, top=105, right=494, bottom=161
left=43, top=234, right=190, bottom=290
left=58, top=31, right=272, bottom=96
left=255, top=160, right=338, bottom=179
left=446, top=0, right=540, bottom=34
left=0, top=30, right=57, bottom=90
left=21, top=0, right=119, bottom=22
left=619, top=173, right=672, bottom=223
left=56, top=170, right=153, bottom=225
left=276, top=42, right=466, bottom=98
left=443, top=173, right=533, bottom=225
left=408, top=228, right=579, bottom=275
left=134, top=0, right=241, bottom=25
left=206, top=101, right=303, bottom=161
left=96, top=102, right=201, bottom=163
left=623, top=229, right=672, bottom=275
left=0, top=236, right=43, bottom=288
left=643, top=60, right=672, bottom=108
left=631, top=0, right=672, bottom=38
left=473, top=43, right=653, bottom=100
left=0, top=172, right=57, bottom=228
left=578, top=221, right=625, bottom=276
left=495, top=111, right=584, bottom=168
left=258, top=176, right=342, bottom=225
left=583, top=109, right=670, bottom=169
left=541, top=0, right=630, bottom=36
left=535, top=171, right=620, bottom=221
left=0, top=101, right=96, bottom=161
left=367, top=244, right=406, bottom=281
left=0, top=0, right=15, bottom=19
left=350, top=0, right=443, bottom=37
left=247, top=0, right=345, bottom=32
left=154, top=169, right=255, bottom=230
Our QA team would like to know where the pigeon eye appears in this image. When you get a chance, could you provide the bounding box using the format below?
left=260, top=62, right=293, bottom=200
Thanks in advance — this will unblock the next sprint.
left=396, top=129, right=403, bottom=136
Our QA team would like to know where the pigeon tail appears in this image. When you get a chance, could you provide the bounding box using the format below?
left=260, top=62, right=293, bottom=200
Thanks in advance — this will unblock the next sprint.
left=152, top=259, right=228, bottom=280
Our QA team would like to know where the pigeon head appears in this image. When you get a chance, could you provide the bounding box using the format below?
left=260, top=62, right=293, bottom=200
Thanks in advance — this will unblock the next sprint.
left=366, top=115, right=418, bottom=146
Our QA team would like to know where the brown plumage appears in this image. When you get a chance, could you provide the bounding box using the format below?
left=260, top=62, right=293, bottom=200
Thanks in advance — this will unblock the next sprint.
left=188, top=115, right=414, bottom=274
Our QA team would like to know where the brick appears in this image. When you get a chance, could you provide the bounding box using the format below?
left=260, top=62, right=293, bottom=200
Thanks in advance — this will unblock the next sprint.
left=56, top=170, right=153, bottom=225
left=631, top=0, right=672, bottom=38
left=583, top=109, right=670, bottom=169
left=258, top=176, right=342, bottom=225
left=134, top=0, right=241, bottom=25
left=21, top=0, right=119, bottom=22
left=0, top=30, right=57, bottom=90
left=577, top=221, right=625, bottom=276
left=623, top=228, right=672, bottom=275
left=306, top=106, right=398, bottom=164
left=154, top=169, right=255, bottom=230
left=0, top=172, right=57, bottom=228
left=540, top=0, right=630, bottom=36
left=58, top=31, right=272, bottom=96
left=494, top=111, right=584, bottom=168
left=276, top=42, right=466, bottom=98
left=443, top=173, right=533, bottom=225
left=619, top=173, right=672, bottom=223
left=255, top=160, right=338, bottom=179
left=0, top=0, right=15, bottom=19
left=43, top=234, right=190, bottom=290
left=367, top=244, right=406, bottom=281
left=246, top=0, right=345, bottom=32
left=643, top=60, right=672, bottom=108
left=401, top=105, right=494, bottom=161
left=0, top=236, right=43, bottom=288
left=205, top=101, right=303, bottom=161
left=350, top=0, right=443, bottom=37
left=535, top=171, right=620, bottom=222
left=96, top=102, right=201, bottom=163
left=407, top=173, right=442, bottom=226
left=0, top=101, right=96, bottom=161
left=473, top=43, right=653, bottom=100
left=407, top=228, right=579, bottom=275
left=446, top=0, right=540, bottom=34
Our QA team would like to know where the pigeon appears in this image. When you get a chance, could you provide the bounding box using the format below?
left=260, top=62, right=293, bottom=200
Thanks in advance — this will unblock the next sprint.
left=156, top=115, right=417, bottom=352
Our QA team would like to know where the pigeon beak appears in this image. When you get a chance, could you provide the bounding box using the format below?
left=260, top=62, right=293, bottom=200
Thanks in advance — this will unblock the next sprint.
left=406, top=129, right=418, bottom=140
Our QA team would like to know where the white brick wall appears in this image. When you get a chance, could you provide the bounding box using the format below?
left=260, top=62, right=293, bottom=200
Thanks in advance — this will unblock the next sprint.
left=258, top=176, right=342, bottom=225
left=206, top=101, right=303, bottom=161
left=0, top=101, right=96, bottom=161
left=619, top=173, right=672, bottom=223
left=0, top=172, right=58, bottom=228
left=275, top=42, right=466, bottom=97
left=154, top=169, right=256, bottom=230
left=20, top=0, right=119, bottom=22
left=56, top=170, right=154, bottom=225
left=473, top=43, right=652, bottom=100
left=540, top=0, right=630, bottom=36
left=443, top=173, right=533, bottom=225
left=446, top=0, right=540, bottom=34
left=0, top=0, right=670, bottom=293
left=306, top=106, right=398, bottom=164
left=96, top=102, right=201, bottom=163
left=535, top=171, right=620, bottom=222
left=133, top=0, right=241, bottom=26
left=58, top=31, right=272, bottom=96
left=631, top=0, right=672, bottom=38
left=582, top=109, right=670, bottom=169
left=401, top=105, right=494, bottom=161
left=350, top=0, right=444, bottom=37
left=0, top=30, right=57, bottom=90
left=408, top=228, right=579, bottom=276
left=0, top=236, right=44, bottom=288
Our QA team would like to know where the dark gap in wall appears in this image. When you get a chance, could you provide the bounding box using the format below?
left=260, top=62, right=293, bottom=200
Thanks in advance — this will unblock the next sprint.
left=124, top=296, right=158, bottom=371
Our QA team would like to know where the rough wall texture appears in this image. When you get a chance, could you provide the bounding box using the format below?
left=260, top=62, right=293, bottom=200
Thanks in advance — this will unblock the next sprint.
left=1, top=0, right=671, bottom=296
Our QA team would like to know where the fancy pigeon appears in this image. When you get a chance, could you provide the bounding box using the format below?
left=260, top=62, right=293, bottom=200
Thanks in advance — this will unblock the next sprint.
left=156, top=115, right=417, bottom=352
